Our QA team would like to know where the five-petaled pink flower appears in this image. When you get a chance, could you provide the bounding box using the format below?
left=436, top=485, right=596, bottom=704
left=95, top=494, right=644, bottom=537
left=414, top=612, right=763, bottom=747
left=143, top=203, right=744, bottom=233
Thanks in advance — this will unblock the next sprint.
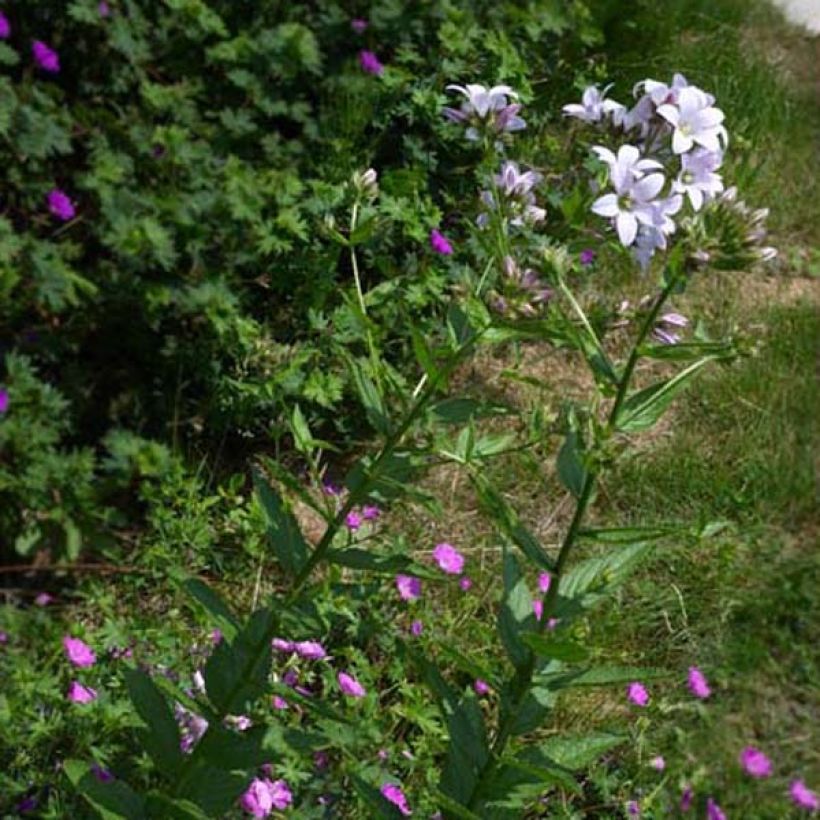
left=474, top=679, right=490, bottom=696
left=395, top=574, right=421, bottom=601
left=63, top=636, right=96, bottom=667
left=687, top=665, right=711, bottom=699
left=47, top=189, right=75, bottom=221
left=68, top=681, right=97, bottom=704
left=239, top=777, right=292, bottom=817
left=32, top=40, right=60, bottom=73
left=351, top=18, right=368, bottom=34
left=432, top=542, right=464, bottom=575
left=429, top=229, right=453, bottom=255
left=338, top=671, right=366, bottom=698
left=790, top=780, right=819, bottom=811
left=740, top=746, right=772, bottom=778
left=706, top=797, right=726, bottom=820
left=272, top=695, right=288, bottom=711
left=359, top=50, right=384, bottom=76
left=381, top=783, right=412, bottom=816
left=627, top=681, right=649, bottom=707
left=0, top=12, right=10, bottom=39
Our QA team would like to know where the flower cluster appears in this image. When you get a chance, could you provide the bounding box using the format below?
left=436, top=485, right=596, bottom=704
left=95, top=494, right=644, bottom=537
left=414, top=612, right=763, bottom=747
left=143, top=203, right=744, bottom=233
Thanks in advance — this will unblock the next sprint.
left=240, top=775, right=293, bottom=818
left=491, top=255, right=553, bottom=318
left=564, top=75, right=774, bottom=270
left=477, top=160, right=545, bottom=229
left=443, top=84, right=526, bottom=142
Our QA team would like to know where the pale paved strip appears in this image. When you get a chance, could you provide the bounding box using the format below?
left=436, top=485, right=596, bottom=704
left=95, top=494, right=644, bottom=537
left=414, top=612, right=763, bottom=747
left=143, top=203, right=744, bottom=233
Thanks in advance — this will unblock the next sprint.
left=771, top=0, right=820, bottom=33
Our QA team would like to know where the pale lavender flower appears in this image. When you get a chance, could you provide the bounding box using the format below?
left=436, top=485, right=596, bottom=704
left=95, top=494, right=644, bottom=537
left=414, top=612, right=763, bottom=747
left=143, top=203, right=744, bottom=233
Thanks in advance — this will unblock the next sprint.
left=0, top=11, right=10, bottom=39
left=430, top=229, right=453, bottom=255
left=68, top=681, right=97, bottom=704
left=562, top=84, right=626, bottom=125
left=381, top=783, right=412, bottom=816
left=48, top=189, right=76, bottom=221
left=634, top=73, right=694, bottom=107
left=479, top=161, right=545, bottom=227
left=192, top=670, right=206, bottom=694
left=33, top=41, right=60, bottom=73
left=0, top=631, right=8, bottom=644
left=432, top=542, right=465, bottom=574
left=98, top=1, right=111, bottom=16
left=740, top=746, right=772, bottom=778
left=359, top=50, right=384, bottom=76
left=272, top=695, right=288, bottom=710
left=653, top=311, right=689, bottom=345
left=444, top=83, right=526, bottom=139
left=673, top=148, right=724, bottom=210
left=210, top=628, right=223, bottom=644
left=706, top=797, right=726, bottom=820
left=351, top=18, right=368, bottom=34
left=338, top=671, right=366, bottom=698
left=395, top=574, right=421, bottom=601
left=687, top=666, right=711, bottom=699
left=35, top=592, right=53, bottom=606
left=790, top=780, right=819, bottom=811
left=658, top=86, right=727, bottom=154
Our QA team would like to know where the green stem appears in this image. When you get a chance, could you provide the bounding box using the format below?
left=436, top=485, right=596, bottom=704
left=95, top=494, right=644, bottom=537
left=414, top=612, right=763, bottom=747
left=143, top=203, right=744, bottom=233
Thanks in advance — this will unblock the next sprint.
left=467, top=270, right=681, bottom=808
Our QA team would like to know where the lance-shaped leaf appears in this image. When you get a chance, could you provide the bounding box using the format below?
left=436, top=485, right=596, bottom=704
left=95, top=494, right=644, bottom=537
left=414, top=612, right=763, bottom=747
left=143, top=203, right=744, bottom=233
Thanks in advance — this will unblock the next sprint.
left=497, top=551, right=535, bottom=671
left=533, top=732, right=625, bottom=769
left=615, top=356, right=717, bottom=433
left=182, top=578, right=240, bottom=643
left=176, top=763, right=249, bottom=816
left=639, top=339, right=736, bottom=362
left=349, top=775, right=407, bottom=819
left=439, top=691, right=491, bottom=804
left=578, top=525, right=677, bottom=544
left=124, top=668, right=183, bottom=776
left=537, top=664, right=666, bottom=691
left=64, top=760, right=146, bottom=820
left=347, top=355, right=391, bottom=435
left=556, top=429, right=588, bottom=499
left=505, top=684, right=557, bottom=737
left=520, top=634, right=590, bottom=663
left=203, top=607, right=276, bottom=714
left=327, top=548, right=439, bottom=578
left=253, top=471, right=309, bottom=575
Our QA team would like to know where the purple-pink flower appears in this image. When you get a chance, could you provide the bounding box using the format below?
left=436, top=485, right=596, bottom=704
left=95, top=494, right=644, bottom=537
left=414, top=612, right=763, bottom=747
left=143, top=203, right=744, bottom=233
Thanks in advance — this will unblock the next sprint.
left=240, top=777, right=292, bottom=818
left=650, top=756, right=666, bottom=771
left=687, top=665, right=711, bottom=699
left=740, top=746, right=772, bottom=778
left=98, top=1, right=111, bottom=17
left=345, top=511, right=363, bottom=531
left=626, top=800, right=640, bottom=817
left=271, top=638, right=294, bottom=653
left=362, top=504, right=381, bottom=520
left=790, top=780, right=819, bottom=811
left=0, top=630, right=8, bottom=644
left=47, top=189, right=75, bottom=221
left=0, top=388, right=8, bottom=414
left=680, top=786, right=694, bottom=812
left=210, top=628, right=223, bottom=644
left=381, top=783, right=412, bottom=816
left=294, top=640, right=327, bottom=661
left=706, top=797, right=726, bottom=820
left=91, top=764, right=114, bottom=782
left=626, top=681, right=649, bottom=707
left=351, top=18, right=368, bottom=34
left=35, top=592, right=53, bottom=607
left=272, top=695, right=288, bottom=711
left=537, top=572, right=551, bottom=593
left=459, top=576, right=473, bottom=591
left=32, top=40, right=60, bottom=73
left=338, top=671, right=366, bottom=698
left=410, top=619, right=423, bottom=636
left=474, top=679, right=490, bottom=696
left=63, top=636, right=96, bottom=667
left=580, top=248, right=596, bottom=266
left=0, top=12, right=10, bottom=39
left=395, top=574, right=421, bottom=601
left=429, top=229, right=453, bottom=255
left=68, top=681, right=97, bottom=704
left=432, top=542, right=464, bottom=574
left=359, top=50, right=384, bottom=76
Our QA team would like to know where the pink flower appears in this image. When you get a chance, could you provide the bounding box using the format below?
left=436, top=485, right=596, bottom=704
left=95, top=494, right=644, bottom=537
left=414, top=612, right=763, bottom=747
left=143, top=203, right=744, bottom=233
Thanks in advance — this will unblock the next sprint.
left=351, top=18, right=368, bottom=34
left=381, top=783, right=412, bottom=816
left=314, top=750, right=329, bottom=770
left=0, top=630, right=8, bottom=644
left=227, top=715, right=253, bottom=731
left=790, top=780, right=819, bottom=811
left=338, top=671, right=366, bottom=698
left=626, top=800, right=640, bottom=817
left=35, top=592, right=53, bottom=606
left=359, top=50, right=384, bottom=76
left=47, top=189, right=75, bottom=221
left=740, top=746, right=772, bottom=778
left=432, top=542, right=464, bottom=574
left=0, top=388, right=8, bottom=414
left=32, top=40, right=60, bottom=73
left=410, top=620, right=423, bottom=636
left=706, top=797, right=726, bottom=820
left=0, top=12, right=10, bottom=39
left=429, top=229, right=453, bottom=255
left=459, top=576, right=472, bottom=591
left=271, top=638, right=294, bottom=653
left=98, top=1, right=111, bottom=16
left=68, top=681, right=97, bottom=704
left=395, top=574, right=421, bottom=601
left=210, top=628, right=223, bottom=644
left=272, top=695, right=288, bottom=710
left=650, top=756, right=666, bottom=771
left=91, top=764, right=113, bottom=782
left=63, top=636, right=96, bottom=667
left=537, top=572, right=551, bottom=593
left=626, top=681, right=649, bottom=707
left=532, top=599, right=542, bottom=620
left=474, top=679, right=490, bottom=696
left=294, top=640, right=326, bottom=660
left=580, top=249, right=596, bottom=266
left=687, top=666, right=711, bottom=699
left=362, top=504, right=381, bottom=520
left=345, top=511, right=363, bottom=531
left=240, top=778, right=276, bottom=818
left=680, top=786, right=694, bottom=812
left=269, top=780, right=292, bottom=811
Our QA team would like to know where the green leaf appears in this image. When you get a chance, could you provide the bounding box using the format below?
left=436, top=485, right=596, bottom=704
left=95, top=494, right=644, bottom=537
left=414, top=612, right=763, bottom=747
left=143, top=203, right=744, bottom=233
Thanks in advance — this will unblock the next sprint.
left=433, top=789, right=483, bottom=819
left=557, top=430, right=587, bottom=498
left=64, top=760, right=146, bottom=820
left=349, top=775, right=406, bottom=818
left=440, top=692, right=490, bottom=804
left=538, top=665, right=666, bottom=690
left=429, top=398, right=508, bottom=425
left=176, top=763, right=248, bottom=816
left=411, top=327, right=439, bottom=381
left=578, top=525, right=675, bottom=544
left=506, top=684, right=557, bottom=737
left=497, top=552, right=534, bottom=671
left=639, top=340, right=735, bottom=361
left=616, top=357, right=717, bottom=433
left=327, top=548, right=438, bottom=577
left=289, top=404, right=313, bottom=454
left=144, top=795, right=208, bottom=819
left=196, top=725, right=270, bottom=769
left=204, top=607, right=276, bottom=714
left=520, top=635, right=590, bottom=662
left=253, top=471, right=309, bottom=575
left=182, top=579, right=240, bottom=642
left=347, top=356, right=391, bottom=435
left=534, top=732, right=625, bottom=770
left=123, top=669, right=183, bottom=775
